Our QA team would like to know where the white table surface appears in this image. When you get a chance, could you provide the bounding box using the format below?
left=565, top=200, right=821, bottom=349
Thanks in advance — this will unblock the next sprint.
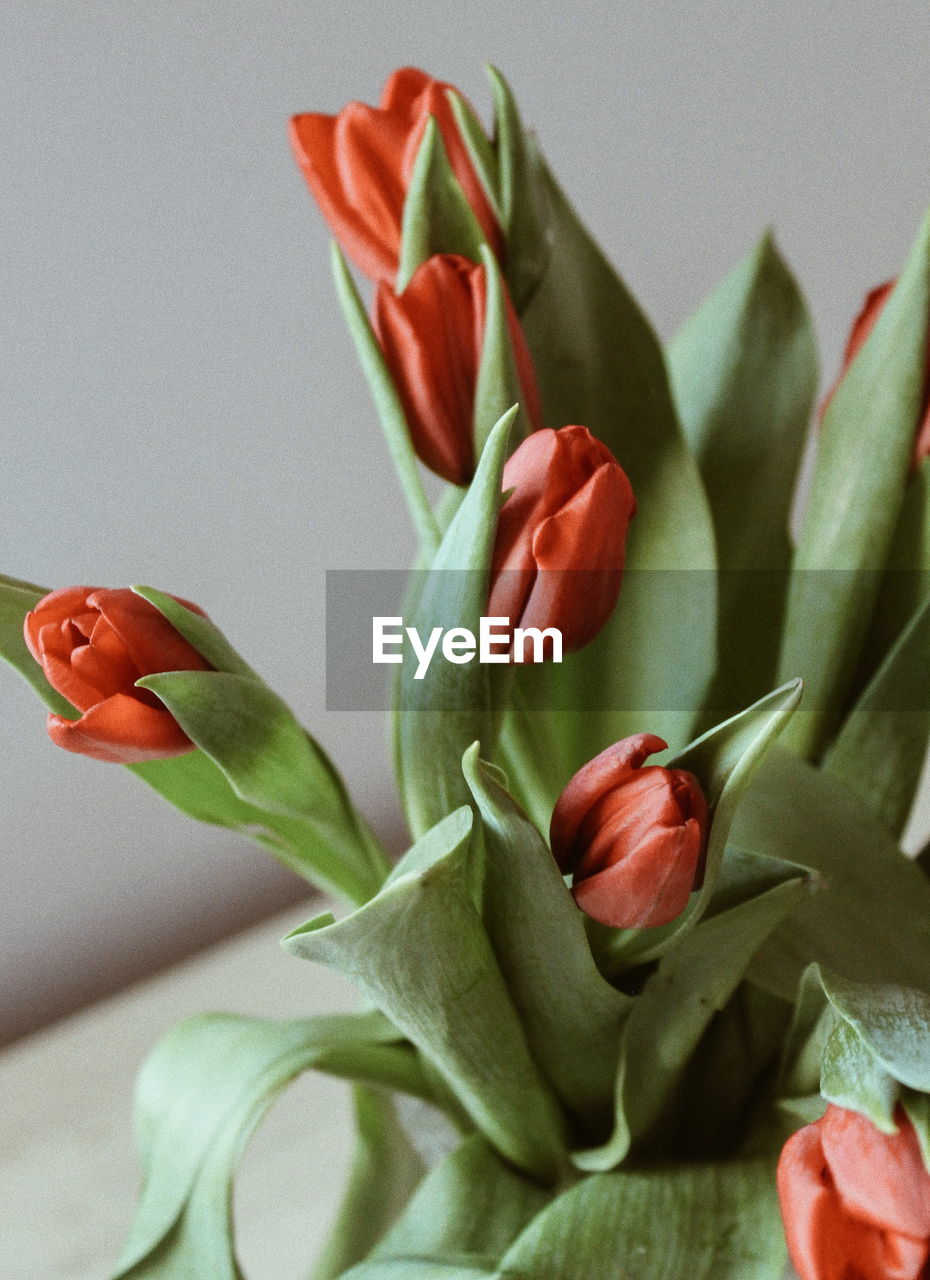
left=1, top=902, right=360, bottom=1280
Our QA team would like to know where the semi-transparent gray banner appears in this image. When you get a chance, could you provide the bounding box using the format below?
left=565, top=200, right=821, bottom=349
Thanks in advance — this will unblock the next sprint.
left=325, top=569, right=930, bottom=712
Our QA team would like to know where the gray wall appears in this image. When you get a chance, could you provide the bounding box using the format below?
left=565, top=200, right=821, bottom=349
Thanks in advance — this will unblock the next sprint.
left=3, top=1, right=930, bottom=1040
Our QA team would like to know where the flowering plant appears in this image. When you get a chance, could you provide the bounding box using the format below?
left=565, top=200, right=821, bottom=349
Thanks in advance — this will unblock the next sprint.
left=4, top=64, right=930, bottom=1280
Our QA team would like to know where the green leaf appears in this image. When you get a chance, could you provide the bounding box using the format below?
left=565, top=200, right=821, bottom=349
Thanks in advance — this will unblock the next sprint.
left=492, top=687, right=573, bottom=836
left=706, top=844, right=810, bottom=919
left=595, top=680, right=803, bottom=971
left=473, top=245, right=531, bottom=457
left=342, top=1263, right=492, bottom=1280
left=903, top=1091, right=930, bottom=1169
left=394, top=410, right=515, bottom=838
left=736, top=748, right=930, bottom=1000
left=492, top=1160, right=786, bottom=1280
left=0, top=574, right=74, bottom=715
left=778, top=208, right=930, bottom=757
left=667, top=233, right=818, bottom=716
left=138, top=670, right=340, bottom=826
left=447, top=90, right=502, bottom=225
left=383, top=806, right=474, bottom=888
left=486, top=66, right=552, bottom=312
left=776, top=964, right=831, bottom=1100
left=131, top=586, right=256, bottom=678
left=310, top=1087, right=425, bottom=1280
left=371, top=1134, right=550, bottom=1270
left=140, top=668, right=388, bottom=905
left=820, top=1015, right=899, bottom=1132
left=463, top=747, right=630, bottom=1127
left=661, top=980, right=793, bottom=1160
left=668, top=233, right=817, bottom=566
left=516, top=156, right=717, bottom=767
left=111, top=1010, right=423, bottom=1279
left=137, top=584, right=389, bottom=902
left=821, top=970, right=930, bottom=1095
left=824, top=591, right=930, bottom=835
left=331, top=242, right=440, bottom=554
left=855, top=460, right=930, bottom=684
left=397, top=117, right=488, bottom=291
left=576, top=877, right=805, bottom=1171
left=283, top=809, right=567, bottom=1181
left=671, top=680, right=804, bottom=905
left=130, top=750, right=366, bottom=887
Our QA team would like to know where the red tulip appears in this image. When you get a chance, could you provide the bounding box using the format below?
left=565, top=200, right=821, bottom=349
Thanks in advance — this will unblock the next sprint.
left=778, top=1105, right=930, bottom=1280
left=23, top=587, right=211, bottom=763
left=549, top=734, right=708, bottom=928
left=373, top=253, right=541, bottom=484
left=290, top=67, right=501, bottom=282
left=821, top=279, right=930, bottom=467
left=488, top=426, right=635, bottom=654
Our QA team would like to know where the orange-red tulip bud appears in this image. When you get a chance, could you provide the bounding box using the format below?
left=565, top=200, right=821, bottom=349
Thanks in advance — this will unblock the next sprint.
left=24, top=587, right=211, bottom=764
left=777, top=1105, right=930, bottom=1280
left=549, top=734, right=708, bottom=928
left=821, top=279, right=930, bottom=467
left=488, top=426, right=635, bottom=654
left=290, top=67, right=501, bottom=282
left=373, top=253, right=541, bottom=484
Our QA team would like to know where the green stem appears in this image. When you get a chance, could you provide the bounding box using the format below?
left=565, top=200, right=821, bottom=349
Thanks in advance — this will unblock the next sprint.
left=496, top=683, right=568, bottom=834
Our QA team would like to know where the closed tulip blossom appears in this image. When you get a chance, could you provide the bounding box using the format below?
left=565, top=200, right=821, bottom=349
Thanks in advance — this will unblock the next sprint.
left=778, top=1105, right=930, bottom=1280
left=487, top=426, right=635, bottom=654
left=373, top=253, right=541, bottom=484
left=821, top=279, right=930, bottom=466
left=549, top=734, right=708, bottom=928
left=24, top=587, right=211, bottom=763
left=290, top=66, right=501, bottom=282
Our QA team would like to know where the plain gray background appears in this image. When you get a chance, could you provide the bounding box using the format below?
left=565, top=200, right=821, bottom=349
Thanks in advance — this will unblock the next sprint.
left=3, top=1, right=930, bottom=1041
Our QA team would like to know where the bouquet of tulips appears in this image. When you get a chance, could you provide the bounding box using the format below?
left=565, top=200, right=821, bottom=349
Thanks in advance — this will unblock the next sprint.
left=6, top=64, right=930, bottom=1280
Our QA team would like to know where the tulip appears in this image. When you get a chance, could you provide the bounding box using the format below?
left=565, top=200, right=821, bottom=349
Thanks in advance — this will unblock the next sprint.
left=821, top=279, right=930, bottom=466
left=373, top=253, right=541, bottom=484
left=778, top=1104, right=930, bottom=1280
left=23, top=587, right=211, bottom=763
left=290, top=66, right=501, bottom=282
left=487, top=426, right=635, bottom=654
left=549, top=734, right=708, bottom=928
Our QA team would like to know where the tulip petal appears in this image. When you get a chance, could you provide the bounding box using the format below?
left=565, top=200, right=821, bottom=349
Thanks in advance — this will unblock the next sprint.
left=70, top=631, right=138, bottom=699
left=778, top=1124, right=873, bottom=1280
left=90, top=589, right=210, bottom=676
left=573, top=768, right=688, bottom=877
left=22, top=586, right=99, bottom=662
left=525, top=462, right=634, bottom=650
left=821, top=1106, right=930, bottom=1239
left=571, top=821, right=701, bottom=928
left=46, top=694, right=195, bottom=763
left=38, top=648, right=107, bottom=712
left=778, top=1118, right=930, bottom=1280
left=290, top=108, right=403, bottom=281
left=549, top=734, right=667, bottom=869
left=373, top=254, right=483, bottom=484
left=488, top=428, right=634, bottom=653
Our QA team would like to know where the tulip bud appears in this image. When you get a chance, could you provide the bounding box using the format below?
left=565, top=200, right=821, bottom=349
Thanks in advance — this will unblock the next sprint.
left=549, top=734, right=708, bottom=928
left=372, top=253, right=541, bottom=485
left=23, top=587, right=211, bottom=763
left=488, top=426, right=635, bottom=654
left=290, top=67, right=501, bottom=282
left=822, top=279, right=930, bottom=466
left=778, top=1105, right=930, bottom=1280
